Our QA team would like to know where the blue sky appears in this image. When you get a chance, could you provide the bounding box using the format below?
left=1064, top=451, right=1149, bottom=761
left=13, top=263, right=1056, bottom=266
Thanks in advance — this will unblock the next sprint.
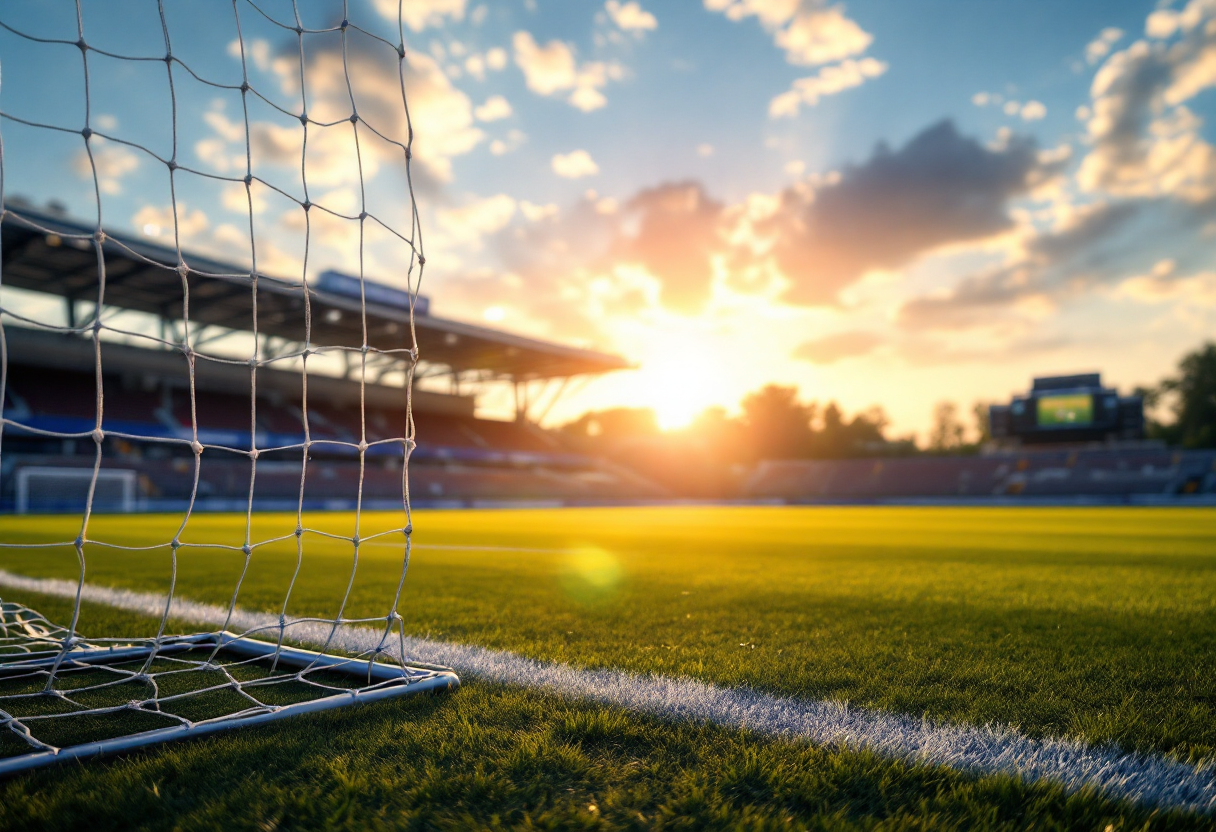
left=1, top=0, right=1214, bottom=436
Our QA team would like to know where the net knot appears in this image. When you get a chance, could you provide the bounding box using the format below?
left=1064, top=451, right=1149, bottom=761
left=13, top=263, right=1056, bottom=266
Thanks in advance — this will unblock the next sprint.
left=417, top=256, right=426, bottom=266
left=358, top=440, right=368, bottom=452
left=295, top=525, right=304, bottom=537
left=73, top=537, right=84, bottom=550
left=163, top=52, right=172, bottom=64
left=279, top=614, right=287, bottom=627
left=403, top=524, right=412, bottom=535
left=340, top=18, right=349, bottom=29
left=397, top=44, right=407, bottom=59
left=170, top=538, right=181, bottom=550
left=244, top=174, right=253, bottom=186
left=190, top=440, right=204, bottom=456
left=241, top=544, right=252, bottom=556
left=349, top=113, right=359, bottom=124
left=91, top=427, right=105, bottom=443
left=240, top=81, right=250, bottom=93
left=301, top=200, right=312, bottom=212
left=81, top=127, right=93, bottom=140
left=249, top=448, right=260, bottom=460
left=93, top=229, right=106, bottom=244
left=176, top=262, right=189, bottom=279
left=75, top=38, right=87, bottom=52
left=351, top=536, right=360, bottom=547
left=299, top=112, right=309, bottom=126
left=358, top=211, right=368, bottom=221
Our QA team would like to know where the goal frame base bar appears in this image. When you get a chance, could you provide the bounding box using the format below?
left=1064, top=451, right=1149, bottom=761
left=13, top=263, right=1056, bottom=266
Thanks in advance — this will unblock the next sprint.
left=0, top=632, right=460, bottom=778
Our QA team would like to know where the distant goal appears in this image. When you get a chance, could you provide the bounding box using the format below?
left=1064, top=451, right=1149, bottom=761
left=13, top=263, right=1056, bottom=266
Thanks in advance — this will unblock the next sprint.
left=15, top=467, right=137, bottom=514
left=0, top=0, right=457, bottom=775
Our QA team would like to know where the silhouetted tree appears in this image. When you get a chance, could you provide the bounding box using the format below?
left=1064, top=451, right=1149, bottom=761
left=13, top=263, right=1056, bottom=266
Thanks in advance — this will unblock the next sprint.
left=1157, top=342, right=1216, bottom=448
left=972, top=401, right=991, bottom=445
left=928, top=401, right=965, bottom=451
left=810, top=402, right=888, bottom=457
left=739, top=385, right=815, bottom=460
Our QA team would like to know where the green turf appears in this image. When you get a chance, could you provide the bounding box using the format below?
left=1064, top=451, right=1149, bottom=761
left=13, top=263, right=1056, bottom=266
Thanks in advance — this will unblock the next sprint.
left=1, top=593, right=1211, bottom=832
left=1, top=506, right=1214, bottom=829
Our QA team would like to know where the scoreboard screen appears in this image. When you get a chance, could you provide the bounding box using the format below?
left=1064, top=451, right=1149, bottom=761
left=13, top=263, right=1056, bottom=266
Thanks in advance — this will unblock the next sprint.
left=1036, top=393, right=1093, bottom=428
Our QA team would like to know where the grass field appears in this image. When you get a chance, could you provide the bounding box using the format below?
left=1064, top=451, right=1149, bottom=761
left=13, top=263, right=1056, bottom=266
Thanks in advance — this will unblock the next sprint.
left=1, top=506, right=1214, bottom=830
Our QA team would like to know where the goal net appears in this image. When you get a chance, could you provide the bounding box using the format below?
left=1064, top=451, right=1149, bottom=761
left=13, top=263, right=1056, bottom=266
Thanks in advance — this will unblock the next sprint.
left=0, top=0, right=456, bottom=775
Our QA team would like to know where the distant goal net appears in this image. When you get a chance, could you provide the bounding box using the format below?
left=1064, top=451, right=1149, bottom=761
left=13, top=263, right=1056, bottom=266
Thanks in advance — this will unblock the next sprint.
left=0, top=0, right=456, bottom=775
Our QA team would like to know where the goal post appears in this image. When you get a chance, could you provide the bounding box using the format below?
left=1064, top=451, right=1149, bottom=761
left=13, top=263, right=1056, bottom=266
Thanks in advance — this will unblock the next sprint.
left=0, top=0, right=457, bottom=773
left=15, top=467, right=137, bottom=514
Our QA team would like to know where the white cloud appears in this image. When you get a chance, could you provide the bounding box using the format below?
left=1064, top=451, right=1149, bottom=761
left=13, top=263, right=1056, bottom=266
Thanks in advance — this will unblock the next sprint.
left=489, top=129, right=527, bottom=156
left=1086, top=27, right=1124, bottom=64
left=227, top=37, right=276, bottom=73
left=1145, top=0, right=1214, bottom=40
left=768, top=56, right=887, bottom=117
left=606, top=0, right=657, bottom=32
left=513, top=31, right=577, bottom=95
left=437, top=193, right=517, bottom=246
left=1020, top=100, right=1047, bottom=121
left=520, top=200, right=559, bottom=221
left=512, top=31, right=622, bottom=111
left=373, top=0, right=467, bottom=31
left=552, top=149, right=600, bottom=178
left=276, top=46, right=482, bottom=183
left=1078, top=3, right=1216, bottom=203
left=706, top=0, right=872, bottom=66
left=697, top=143, right=714, bottom=157
left=464, top=53, right=486, bottom=79
left=463, top=47, right=509, bottom=81
left=486, top=47, right=509, bottom=70
left=474, top=95, right=513, bottom=121
left=72, top=137, right=140, bottom=195
left=1117, top=260, right=1216, bottom=305
left=133, top=203, right=209, bottom=243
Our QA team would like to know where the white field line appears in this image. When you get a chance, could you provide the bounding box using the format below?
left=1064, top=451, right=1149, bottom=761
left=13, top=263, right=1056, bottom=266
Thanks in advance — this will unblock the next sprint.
left=0, top=569, right=1212, bottom=814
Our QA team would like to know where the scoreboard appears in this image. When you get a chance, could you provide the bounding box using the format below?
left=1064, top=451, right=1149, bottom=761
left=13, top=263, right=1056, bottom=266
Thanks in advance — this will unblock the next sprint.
left=990, top=374, right=1144, bottom=444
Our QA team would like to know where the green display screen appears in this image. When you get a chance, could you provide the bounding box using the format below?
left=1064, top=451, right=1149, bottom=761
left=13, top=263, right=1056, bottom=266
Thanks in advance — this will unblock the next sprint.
left=1037, top=394, right=1093, bottom=427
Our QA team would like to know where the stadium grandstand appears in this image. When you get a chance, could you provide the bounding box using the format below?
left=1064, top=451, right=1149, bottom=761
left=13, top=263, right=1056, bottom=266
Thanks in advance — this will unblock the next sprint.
left=0, top=205, right=665, bottom=513
left=746, top=373, right=1214, bottom=504
left=746, top=374, right=1213, bottom=504
left=745, top=447, right=1216, bottom=503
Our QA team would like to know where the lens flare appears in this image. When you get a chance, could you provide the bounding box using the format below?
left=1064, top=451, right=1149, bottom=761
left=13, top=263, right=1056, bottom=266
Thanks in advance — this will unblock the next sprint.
left=560, top=546, right=623, bottom=603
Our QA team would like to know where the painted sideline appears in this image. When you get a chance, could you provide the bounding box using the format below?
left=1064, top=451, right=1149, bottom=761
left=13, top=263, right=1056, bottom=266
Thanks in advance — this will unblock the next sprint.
left=1, top=569, right=1212, bottom=814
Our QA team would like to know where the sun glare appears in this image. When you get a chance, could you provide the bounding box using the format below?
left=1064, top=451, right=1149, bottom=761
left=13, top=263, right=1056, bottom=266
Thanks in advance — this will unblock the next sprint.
left=633, top=340, right=722, bottom=430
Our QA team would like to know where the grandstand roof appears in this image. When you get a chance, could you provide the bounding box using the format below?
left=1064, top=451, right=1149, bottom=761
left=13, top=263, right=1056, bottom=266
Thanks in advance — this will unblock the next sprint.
left=0, top=206, right=631, bottom=380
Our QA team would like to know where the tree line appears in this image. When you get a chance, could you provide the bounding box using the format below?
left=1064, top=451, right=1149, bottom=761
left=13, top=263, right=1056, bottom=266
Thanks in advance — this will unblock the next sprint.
left=557, top=341, right=1216, bottom=496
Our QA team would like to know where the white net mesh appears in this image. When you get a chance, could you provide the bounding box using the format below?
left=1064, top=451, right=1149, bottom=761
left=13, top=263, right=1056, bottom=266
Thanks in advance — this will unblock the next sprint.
left=0, top=0, right=453, bottom=773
